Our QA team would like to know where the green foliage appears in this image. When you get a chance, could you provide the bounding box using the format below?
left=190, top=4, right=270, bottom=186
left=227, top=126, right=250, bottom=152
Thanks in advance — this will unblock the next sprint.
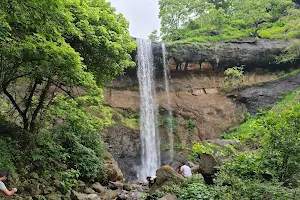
left=260, top=107, right=300, bottom=185
left=191, top=141, right=217, bottom=155
left=221, top=66, right=244, bottom=93
left=59, top=169, right=80, bottom=194
left=148, top=29, right=160, bottom=42
left=46, top=94, right=111, bottom=180
left=159, top=0, right=299, bottom=42
left=215, top=177, right=300, bottom=200
left=277, top=40, right=300, bottom=63
left=185, top=119, right=196, bottom=135
left=219, top=89, right=300, bottom=187
left=275, top=69, right=300, bottom=80
left=144, top=175, right=219, bottom=200
left=159, top=116, right=177, bottom=133
left=0, top=139, right=15, bottom=173
left=0, top=0, right=136, bottom=131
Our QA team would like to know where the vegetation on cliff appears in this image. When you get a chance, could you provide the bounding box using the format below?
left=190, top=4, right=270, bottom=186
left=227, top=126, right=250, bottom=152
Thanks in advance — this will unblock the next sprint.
left=158, top=0, right=299, bottom=42
left=0, top=0, right=135, bottom=192
left=145, top=88, right=300, bottom=199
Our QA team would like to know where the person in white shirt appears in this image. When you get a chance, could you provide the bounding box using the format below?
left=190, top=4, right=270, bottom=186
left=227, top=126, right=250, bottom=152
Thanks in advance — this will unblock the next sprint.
left=180, top=164, right=192, bottom=178
left=0, top=172, right=17, bottom=196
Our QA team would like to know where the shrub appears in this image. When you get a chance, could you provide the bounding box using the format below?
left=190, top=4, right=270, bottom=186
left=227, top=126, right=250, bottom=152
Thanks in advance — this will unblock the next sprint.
left=145, top=175, right=218, bottom=200
left=59, top=168, right=80, bottom=194
left=215, top=178, right=300, bottom=200
left=0, top=139, right=15, bottom=173
left=185, top=119, right=196, bottom=135
left=70, top=143, right=102, bottom=180
left=221, top=66, right=244, bottom=93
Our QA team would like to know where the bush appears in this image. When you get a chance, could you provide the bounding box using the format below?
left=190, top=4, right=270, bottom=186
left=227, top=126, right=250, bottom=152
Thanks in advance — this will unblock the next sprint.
left=145, top=175, right=218, bottom=200
left=220, top=66, right=244, bottom=93
left=0, top=139, right=15, bottom=173
left=70, top=143, right=102, bottom=180
left=59, top=168, right=80, bottom=194
left=215, top=178, right=300, bottom=200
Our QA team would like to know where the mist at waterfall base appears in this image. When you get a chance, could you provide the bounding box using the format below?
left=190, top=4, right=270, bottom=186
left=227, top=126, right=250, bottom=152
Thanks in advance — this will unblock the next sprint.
left=136, top=39, right=174, bottom=182
left=137, top=38, right=161, bottom=181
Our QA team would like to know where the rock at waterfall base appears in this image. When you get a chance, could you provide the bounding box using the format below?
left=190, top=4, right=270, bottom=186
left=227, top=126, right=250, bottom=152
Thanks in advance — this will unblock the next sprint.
left=150, top=168, right=185, bottom=194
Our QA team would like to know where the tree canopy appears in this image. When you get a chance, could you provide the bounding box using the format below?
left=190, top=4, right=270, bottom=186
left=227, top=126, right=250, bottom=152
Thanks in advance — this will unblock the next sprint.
left=158, top=0, right=299, bottom=42
left=0, top=0, right=136, bottom=131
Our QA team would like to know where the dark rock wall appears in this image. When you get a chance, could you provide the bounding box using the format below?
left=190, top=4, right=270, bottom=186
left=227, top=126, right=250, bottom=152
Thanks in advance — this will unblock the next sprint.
left=167, top=39, right=292, bottom=71
left=105, top=125, right=141, bottom=182
left=229, top=73, right=300, bottom=114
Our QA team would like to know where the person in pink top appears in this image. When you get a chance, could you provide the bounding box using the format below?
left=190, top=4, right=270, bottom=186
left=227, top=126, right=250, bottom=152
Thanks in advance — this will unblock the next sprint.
left=0, top=172, right=17, bottom=196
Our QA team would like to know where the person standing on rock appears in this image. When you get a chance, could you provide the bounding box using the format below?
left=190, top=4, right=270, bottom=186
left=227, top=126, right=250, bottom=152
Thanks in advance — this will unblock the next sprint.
left=0, top=172, right=17, bottom=196
left=180, top=163, right=192, bottom=178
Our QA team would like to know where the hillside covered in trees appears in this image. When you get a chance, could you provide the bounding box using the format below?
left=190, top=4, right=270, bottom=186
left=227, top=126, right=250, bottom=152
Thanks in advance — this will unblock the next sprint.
left=157, top=0, right=300, bottom=42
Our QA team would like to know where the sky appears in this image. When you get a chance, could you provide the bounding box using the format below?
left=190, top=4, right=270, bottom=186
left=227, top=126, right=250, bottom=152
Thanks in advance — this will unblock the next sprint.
left=107, top=0, right=160, bottom=39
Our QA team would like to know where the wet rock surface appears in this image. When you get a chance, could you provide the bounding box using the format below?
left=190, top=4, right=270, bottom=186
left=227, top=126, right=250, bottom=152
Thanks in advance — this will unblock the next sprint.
left=105, top=125, right=141, bottom=182
left=230, top=73, right=300, bottom=114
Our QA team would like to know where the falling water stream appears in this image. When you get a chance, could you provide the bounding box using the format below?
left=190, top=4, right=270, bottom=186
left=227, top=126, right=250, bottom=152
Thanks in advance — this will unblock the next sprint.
left=137, top=39, right=161, bottom=181
left=162, top=43, right=174, bottom=162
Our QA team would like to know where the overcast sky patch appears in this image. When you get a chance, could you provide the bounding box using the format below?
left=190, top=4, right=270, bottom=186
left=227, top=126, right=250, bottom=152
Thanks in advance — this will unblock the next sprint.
left=107, top=0, right=160, bottom=39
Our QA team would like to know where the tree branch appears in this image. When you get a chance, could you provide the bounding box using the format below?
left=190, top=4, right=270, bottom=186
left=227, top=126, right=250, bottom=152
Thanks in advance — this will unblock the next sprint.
left=2, top=86, right=29, bottom=129
left=23, top=80, right=38, bottom=117
left=29, top=80, right=51, bottom=132
left=50, top=80, right=75, bottom=99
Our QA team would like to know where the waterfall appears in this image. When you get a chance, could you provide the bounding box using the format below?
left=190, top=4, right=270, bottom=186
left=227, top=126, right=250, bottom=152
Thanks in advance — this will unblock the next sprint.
left=137, top=38, right=161, bottom=181
left=162, top=43, right=174, bottom=162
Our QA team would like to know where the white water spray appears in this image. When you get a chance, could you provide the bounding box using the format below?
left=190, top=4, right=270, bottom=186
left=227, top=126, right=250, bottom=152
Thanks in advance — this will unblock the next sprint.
left=162, top=43, right=174, bottom=162
left=137, top=39, right=161, bottom=181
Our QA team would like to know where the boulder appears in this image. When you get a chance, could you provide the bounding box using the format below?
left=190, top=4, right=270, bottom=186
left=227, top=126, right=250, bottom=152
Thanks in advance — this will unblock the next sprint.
left=103, top=189, right=121, bottom=200
left=191, top=165, right=200, bottom=174
left=42, top=186, right=57, bottom=194
left=84, top=188, right=96, bottom=194
left=45, top=193, right=63, bottom=200
left=28, top=179, right=42, bottom=196
left=71, top=191, right=100, bottom=200
left=30, top=172, right=39, bottom=180
left=149, top=168, right=185, bottom=194
left=198, top=153, right=218, bottom=175
left=105, top=125, right=141, bottom=182
left=91, top=182, right=105, bottom=195
left=185, top=161, right=196, bottom=168
left=158, top=194, right=177, bottom=200
left=123, top=183, right=132, bottom=191
left=103, top=152, right=125, bottom=183
left=108, top=181, right=124, bottom=190
left=76, top=180, right=87, bottom=192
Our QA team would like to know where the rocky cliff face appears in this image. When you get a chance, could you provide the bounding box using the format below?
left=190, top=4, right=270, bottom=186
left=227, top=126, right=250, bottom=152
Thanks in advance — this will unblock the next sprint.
left=230, top=72, right=300, bottom=114
left=105, top=37, right=299, bottom=181
left=104, top=69, right=291, bottom=181
left=166, top=38, right=292, bottom=71
left=130, top=38, right=295, bottom=75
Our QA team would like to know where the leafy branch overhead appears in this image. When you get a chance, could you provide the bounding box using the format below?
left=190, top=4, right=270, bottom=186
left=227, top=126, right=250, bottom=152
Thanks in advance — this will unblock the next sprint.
left=0, top=0, right=136, bottom=131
